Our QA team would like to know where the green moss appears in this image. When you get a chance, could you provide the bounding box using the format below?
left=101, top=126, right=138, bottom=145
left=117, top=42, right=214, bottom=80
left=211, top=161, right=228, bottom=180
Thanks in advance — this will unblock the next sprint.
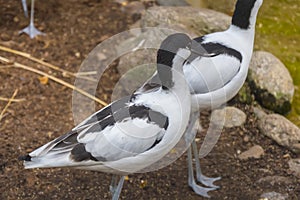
left=255, top=0, right=300, bottom=126
left=237, top=82, right=254, bottom=104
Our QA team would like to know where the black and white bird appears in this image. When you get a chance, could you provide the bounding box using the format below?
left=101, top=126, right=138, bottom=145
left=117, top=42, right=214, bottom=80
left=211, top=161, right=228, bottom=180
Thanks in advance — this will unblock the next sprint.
left=144, top=0, right=263, bottom=197
left=184, top=0, right=264, bottom=197
left=20, top=0, right=44, bottom=38
left=19, top=33, right=199, bottom=199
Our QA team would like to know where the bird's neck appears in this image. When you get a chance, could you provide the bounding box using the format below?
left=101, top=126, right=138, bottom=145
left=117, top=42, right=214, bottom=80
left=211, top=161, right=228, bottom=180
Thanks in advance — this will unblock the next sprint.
left=228, top=23, right=255, bottom=40
left=231, top=0, right=261, bottom=31
left=226, top=22, right=256, bottom=58
left=158, top=62, right=187, bottom=93
left=157, top=49, right=189, bottom=92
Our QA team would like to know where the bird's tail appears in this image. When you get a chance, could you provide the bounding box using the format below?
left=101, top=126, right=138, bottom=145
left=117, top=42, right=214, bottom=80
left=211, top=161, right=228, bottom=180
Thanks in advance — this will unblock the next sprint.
left=19, top=152, right=76, bottom=169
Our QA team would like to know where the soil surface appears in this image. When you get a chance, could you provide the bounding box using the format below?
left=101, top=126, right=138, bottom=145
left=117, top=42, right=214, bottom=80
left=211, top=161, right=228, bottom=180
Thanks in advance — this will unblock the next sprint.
left=0, top=1, right=299, bottom=200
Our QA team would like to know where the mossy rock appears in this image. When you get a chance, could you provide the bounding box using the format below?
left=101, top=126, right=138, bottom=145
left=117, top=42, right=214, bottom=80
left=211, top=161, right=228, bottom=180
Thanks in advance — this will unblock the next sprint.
left=247, top=51, right=294, bottom=114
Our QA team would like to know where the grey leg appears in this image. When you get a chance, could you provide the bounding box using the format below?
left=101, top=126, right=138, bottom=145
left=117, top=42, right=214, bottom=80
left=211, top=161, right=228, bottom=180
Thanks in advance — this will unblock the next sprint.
left=21, top=0, right=28, bottom=17
left=187, top=146, right=215, bottom=197
left=19, top=0, right=45, bottom=38
left=110, top=175, right=125, bottom=200
left=192, top=140, right=221, bottom=188
left=185, top=112, right=215, bottom=197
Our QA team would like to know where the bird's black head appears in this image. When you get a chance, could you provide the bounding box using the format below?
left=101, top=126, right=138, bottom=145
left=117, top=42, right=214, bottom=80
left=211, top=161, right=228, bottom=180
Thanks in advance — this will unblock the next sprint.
left=232, top=0, right=263, bottom=29
left=157, top=33, right=192, bottom=89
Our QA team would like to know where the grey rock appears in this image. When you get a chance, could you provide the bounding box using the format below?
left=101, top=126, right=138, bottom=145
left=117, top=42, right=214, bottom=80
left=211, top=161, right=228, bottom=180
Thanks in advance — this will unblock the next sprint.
left=288, top=158, right=300, bottom=178
left=117, top=27, right=194, bottom=75
left=238, top=145, right=264, bottom=160
left=114, top=59, right=156, bottom=98
left=253, top=106, right=268, bottom=120
left=184, top=0, right=236, bottom=14
left=185, top=0, right=208, bottom=8
left=197, top=0, right=237, bottom=14
left=260, top=191, right=288, bottom=200
left=248, top=51, right=294, bottom=114
left=211, top=106, right=247, bottom=128
left=121, top=1, right=146, bottom=15
left=140, top=6, right=231, bottom=36
left=257, top=176, right=292, bottom=186
left=258, top=113, right=300, bottom=154
left=157, top=0, right=189, bottom=6
left=116, top=28, right=184, bottom=95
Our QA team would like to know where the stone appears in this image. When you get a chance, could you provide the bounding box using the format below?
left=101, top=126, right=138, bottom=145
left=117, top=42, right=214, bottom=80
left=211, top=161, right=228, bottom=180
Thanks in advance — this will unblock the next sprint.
left=243, top=135, right=250, bottom=143
left=248, top=51, right=294, bottom=114
left=140, top=6, right=231, bottom=36
left=122, top=2, right=146, bottom=15
left=288, top=158, right=300, bottom=178
left=211, top=106, right=247, bottom=128
left=238, top=145, right=264, bottom=160
left=257, top=176, right=292, bottom=186
left=260, top=191, right=288, bottom=200
left=257, top=113, right=300, bottom=154
left=253, top=106, right=268, bottom=120
left=157, top=0, right=189, bottom=6
left=116, top=28, right=184, bottom=95
left=192, top=0, right=237, bottom=14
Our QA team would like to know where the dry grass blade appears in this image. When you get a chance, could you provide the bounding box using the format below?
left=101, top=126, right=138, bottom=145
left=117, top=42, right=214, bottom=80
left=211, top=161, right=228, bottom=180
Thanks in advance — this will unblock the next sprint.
left=0, top=97, right=25, bottom=102
left=0, top=56, right=108, bottom=107
left=0, top=89, right=19, bottom=122
left=75, top=71, right=98, bottom=76
left=0, top=45, right=97, bottom=82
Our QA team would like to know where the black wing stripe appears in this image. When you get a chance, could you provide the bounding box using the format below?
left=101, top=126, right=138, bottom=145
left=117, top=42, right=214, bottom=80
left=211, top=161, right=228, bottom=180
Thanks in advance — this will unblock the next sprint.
left=76, top=96, right=131, bottom=131
left=189, top=37, right=243, bottom=63
left=146, top=138, right=163, bottom=151
left=70, top=143, right=99, bottom=162
left=84, top=104, right=169, bottom=134
left=71, top=105, right=169, bottom=162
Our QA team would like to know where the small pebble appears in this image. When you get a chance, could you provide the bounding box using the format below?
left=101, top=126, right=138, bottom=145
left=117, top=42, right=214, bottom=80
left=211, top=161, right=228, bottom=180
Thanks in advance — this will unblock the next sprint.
left=260, top=191, right=288, bottom=200
left=13, top=16, right=19, bottom=23
left=243, top=135, right=250, bottom=142
left=75, top=52, right=81, bottom=58
left=0, top=33, right=11, bottom=41
left=288, top=158, right=300, bottom=177
left=238, top=145, right=264, bottom=160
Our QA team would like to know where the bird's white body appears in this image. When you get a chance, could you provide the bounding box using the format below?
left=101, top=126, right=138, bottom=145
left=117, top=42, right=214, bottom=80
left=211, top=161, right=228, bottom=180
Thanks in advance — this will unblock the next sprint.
left=79, top=87, right=190, bottom=174
left=181, top=0, right=264, bottom=197
left=23, top=40, right=192, bottom=176
left=26, top=89, right=189, bottom=174
left=186, top=25, right=256, bottom=111
left=186, top=0, right=263, bottom=111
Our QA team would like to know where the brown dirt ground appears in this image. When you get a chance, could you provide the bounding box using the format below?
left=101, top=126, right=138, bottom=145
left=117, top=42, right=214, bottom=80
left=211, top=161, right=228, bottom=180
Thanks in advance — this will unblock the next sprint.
left=0, top=0, right=299, bottom=199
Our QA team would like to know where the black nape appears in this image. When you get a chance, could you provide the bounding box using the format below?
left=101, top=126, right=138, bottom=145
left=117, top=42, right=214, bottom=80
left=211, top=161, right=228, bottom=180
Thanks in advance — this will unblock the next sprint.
left=231, top=0, right=257, bottom=29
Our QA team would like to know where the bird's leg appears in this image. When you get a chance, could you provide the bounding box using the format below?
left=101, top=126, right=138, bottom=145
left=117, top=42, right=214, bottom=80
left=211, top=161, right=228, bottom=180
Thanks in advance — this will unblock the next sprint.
left=110, top=175, right=125, bottom=200
left=184, top=111, right=199, bottom=146
left=187, top=145, right=215, bottom=198
left=19, top=0, right=45, bottom=38
left=109, top=175, right=117, bottom=194
left=21, top=0, right=28, bottom=17
left=28, top=0, right=44, bottom=38
left=192, top=140, right=221, bottom=188
left=185, top=111, right=215, bottom=197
